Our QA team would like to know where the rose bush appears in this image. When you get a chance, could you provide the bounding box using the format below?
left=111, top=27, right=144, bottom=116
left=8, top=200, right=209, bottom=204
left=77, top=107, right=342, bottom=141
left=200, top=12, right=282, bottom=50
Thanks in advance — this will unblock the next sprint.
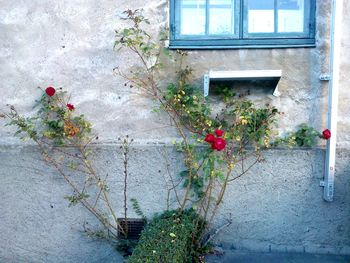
left=114, top=10, right=332, bottom=261
left=3, top=87, right=130, bottom=244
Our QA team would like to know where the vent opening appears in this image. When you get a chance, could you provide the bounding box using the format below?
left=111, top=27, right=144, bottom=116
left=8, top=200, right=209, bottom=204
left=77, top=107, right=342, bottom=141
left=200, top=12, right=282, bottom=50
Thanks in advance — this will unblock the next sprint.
left=117, top=218, right=145, bottom=240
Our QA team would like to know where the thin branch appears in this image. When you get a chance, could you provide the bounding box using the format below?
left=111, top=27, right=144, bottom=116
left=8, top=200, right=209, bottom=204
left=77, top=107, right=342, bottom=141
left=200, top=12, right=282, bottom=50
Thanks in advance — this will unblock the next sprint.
left=228, top=155, right=261, bottom=182
left=203, top=218, right=232, bottom=247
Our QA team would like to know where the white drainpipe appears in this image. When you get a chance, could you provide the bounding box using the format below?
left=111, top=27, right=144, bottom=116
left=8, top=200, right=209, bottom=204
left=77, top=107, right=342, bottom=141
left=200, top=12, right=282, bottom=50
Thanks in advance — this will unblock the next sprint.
left=321, top=0, right=343, bottom=202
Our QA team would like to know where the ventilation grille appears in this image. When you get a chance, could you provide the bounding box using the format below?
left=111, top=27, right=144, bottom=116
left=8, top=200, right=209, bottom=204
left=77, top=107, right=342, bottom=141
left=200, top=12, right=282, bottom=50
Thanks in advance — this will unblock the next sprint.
left=117, top=218, right=145, bottom=240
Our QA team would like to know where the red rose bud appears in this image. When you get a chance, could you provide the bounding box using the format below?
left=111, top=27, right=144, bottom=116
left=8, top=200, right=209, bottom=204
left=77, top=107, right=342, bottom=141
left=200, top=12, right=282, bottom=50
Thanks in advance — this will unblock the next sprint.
left=213, top=137, right=226, bottom=151
left=45, top=86, right=56, bottom=97
left=204, top=134, right=215, bottom=143
left=322, top=129, right=331, bottom=140
left=67, top=103, right=75, bottom=111
left=215, top=129, right=224, bottom=137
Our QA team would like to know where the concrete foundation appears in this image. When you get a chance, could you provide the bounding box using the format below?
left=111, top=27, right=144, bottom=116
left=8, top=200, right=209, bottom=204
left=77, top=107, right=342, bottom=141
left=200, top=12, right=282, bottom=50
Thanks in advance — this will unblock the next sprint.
left=0, top=146, right=349, bottom=262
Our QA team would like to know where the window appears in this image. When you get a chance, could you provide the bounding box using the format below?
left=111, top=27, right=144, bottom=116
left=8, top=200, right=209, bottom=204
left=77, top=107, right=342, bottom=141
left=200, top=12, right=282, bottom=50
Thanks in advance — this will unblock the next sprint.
left=169, top=0, right=316, bottom=49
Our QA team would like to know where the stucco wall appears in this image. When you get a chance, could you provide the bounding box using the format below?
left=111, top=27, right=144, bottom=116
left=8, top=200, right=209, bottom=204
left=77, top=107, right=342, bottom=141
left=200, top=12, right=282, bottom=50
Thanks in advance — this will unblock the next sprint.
left=0, top=0, right=349, bottom=262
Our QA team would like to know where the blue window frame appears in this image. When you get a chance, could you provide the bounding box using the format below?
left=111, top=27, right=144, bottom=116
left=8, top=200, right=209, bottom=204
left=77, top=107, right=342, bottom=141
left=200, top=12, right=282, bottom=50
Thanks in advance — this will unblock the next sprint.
left=169, top=0, right=316, bottom=49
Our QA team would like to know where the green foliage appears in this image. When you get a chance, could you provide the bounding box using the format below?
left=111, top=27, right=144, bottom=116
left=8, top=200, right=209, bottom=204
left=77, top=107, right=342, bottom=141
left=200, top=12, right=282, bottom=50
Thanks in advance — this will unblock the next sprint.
left=274, top=124, right=322, bottom=148
left=219, top=100, right=279, bottom=148
left=130, top=198, right=147, bottom=221
left=114, top=10, right=160, bottom=61
left=116, top=239, right=139, bottom=258
left=128, top=209, right=207, bottom=263
left=212, top=84, right=236, bottom=102
left=5, top=110, right=38, bottom=141
left=164, top=78, right=214, bottom=134
left=64, top=193, right=90, bottom=207
left=293, top=124, right=322, bottom=147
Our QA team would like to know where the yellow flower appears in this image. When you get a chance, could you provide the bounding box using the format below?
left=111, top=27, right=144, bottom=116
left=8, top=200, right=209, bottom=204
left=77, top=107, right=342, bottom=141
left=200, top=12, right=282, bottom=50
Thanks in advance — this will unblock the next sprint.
left=264, top=138, right=270, bottom=148
left=43, top=131, right=52, bottom=138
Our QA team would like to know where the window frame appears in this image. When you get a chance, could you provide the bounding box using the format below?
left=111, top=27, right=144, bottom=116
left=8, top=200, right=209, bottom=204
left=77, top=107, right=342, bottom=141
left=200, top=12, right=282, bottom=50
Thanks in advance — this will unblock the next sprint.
left=169, top=0, right=316, bottom=49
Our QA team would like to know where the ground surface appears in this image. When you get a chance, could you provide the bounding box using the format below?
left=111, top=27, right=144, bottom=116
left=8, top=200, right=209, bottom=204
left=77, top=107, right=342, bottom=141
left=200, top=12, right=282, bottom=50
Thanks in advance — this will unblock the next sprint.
left=206, top=252, right=350, bottom=263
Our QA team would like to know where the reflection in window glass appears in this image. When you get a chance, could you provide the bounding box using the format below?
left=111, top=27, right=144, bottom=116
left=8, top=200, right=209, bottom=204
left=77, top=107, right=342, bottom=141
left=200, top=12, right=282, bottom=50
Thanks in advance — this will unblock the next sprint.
left=180, top=0, right=206, bottom=35
left=247, top=0, right=274, bottom=33
left=278, top=0, right=305, bottom=33
left=209, top=0, right=234, bottom=35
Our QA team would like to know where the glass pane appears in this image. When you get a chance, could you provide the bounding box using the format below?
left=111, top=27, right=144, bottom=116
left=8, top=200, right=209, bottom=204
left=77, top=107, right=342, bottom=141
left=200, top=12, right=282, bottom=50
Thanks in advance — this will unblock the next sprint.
left=247, top=0, right=274, bottom=33
left=278, top=0, right=305, bottom=33
left=180, top=0, right=206, bottom=35
left=209, top=0, right=234, bottom=35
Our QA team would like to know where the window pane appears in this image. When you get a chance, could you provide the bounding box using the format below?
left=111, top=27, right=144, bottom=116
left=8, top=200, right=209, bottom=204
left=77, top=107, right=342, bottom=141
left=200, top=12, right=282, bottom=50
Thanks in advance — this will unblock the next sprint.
left=209, top=0, right=234, bottom=35
left=180, top=0, right=206, bottom=35
left=247, top=0, right=274, bottom=33
left=278, top=0, right=305, bottom=33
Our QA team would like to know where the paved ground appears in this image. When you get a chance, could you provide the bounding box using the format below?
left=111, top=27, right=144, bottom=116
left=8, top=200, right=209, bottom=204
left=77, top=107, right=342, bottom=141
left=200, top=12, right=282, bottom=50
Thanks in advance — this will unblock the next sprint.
left=206, top=252, right=350, bottom=263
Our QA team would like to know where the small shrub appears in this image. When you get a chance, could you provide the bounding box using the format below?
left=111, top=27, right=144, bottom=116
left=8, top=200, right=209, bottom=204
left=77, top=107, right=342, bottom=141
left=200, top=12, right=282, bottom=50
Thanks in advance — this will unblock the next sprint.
left=128, top=209, right=207, bottom=263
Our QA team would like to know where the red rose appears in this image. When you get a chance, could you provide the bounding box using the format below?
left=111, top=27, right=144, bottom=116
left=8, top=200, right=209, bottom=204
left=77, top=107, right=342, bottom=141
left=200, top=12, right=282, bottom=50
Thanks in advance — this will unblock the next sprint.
left=215, top=129, right=224, bottom=137
left=204, top=134, right=215, bottom=143
left=45, top=86, right=56, bottom=97
left=213, top=137, right=226, bottom=151
left=67, top=103, right=75, bottom=111
left=322, top=129, right=331, bottom=140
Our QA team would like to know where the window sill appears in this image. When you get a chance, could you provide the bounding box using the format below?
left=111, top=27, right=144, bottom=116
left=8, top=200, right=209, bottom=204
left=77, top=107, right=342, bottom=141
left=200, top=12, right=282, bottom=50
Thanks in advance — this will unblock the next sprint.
left=169, top=39, right=316, bottom=50
left=169, top=43, right=316, bottom=50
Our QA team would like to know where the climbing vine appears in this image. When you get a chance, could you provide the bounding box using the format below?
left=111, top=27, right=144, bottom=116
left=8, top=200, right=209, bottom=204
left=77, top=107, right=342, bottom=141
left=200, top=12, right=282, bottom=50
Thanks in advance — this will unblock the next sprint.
left=114, top=9, right=331, bottom=258
left=3, top=87, right=129, bottom=242
left=1, top=9, right=332, bottom=263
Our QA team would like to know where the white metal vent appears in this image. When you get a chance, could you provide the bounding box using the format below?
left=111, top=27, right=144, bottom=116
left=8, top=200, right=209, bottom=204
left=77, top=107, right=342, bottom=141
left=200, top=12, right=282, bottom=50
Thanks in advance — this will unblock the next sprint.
left=203, top=70, right=282, bottom=97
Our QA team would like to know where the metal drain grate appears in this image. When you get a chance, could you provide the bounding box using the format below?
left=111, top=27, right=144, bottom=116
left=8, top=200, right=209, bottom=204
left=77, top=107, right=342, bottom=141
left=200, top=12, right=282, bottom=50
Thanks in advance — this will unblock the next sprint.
left=117, top=218, right=145, bottom=240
